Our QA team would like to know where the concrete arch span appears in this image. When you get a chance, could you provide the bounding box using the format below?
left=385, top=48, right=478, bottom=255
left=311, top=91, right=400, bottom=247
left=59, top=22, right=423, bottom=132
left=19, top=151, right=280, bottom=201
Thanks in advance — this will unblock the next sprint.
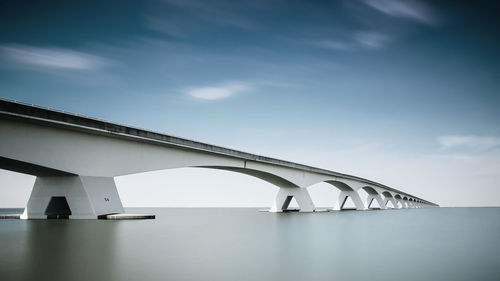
left=16, top=160, right=406, bottom=216
left=322, top=180, right=364, bottom=211
left=402, top=197, right=409, bottom=209
left=394, top=194, right=404, bottom=208
left=181, top=169, right=376, bottom=212
left=197, top=166, right=299, bottom=189
left=196, top=166, right=315, bottom=213
left=13, top=158, right=366, bottom=216
left=20, top=164, right=314, bottom=218
left=382, top=191, right=398, bottom=209
left=362, top=186, right=386, bottom=210
left=408, top=198, right=415, bottom=208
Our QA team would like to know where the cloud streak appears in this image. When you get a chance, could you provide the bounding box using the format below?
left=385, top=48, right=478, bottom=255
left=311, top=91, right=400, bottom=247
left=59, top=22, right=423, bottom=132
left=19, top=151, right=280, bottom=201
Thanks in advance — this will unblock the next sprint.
left=310, top=40, right=351, bottom=51
left=185, top=82, right=250, bottom=100
left=354, top=31, right=390, bottom=49
left=310, top=31, right=390, bottom=51
left=362, top=0, right=438, bottom=25
left=438, top=135, right=500, bottom=151
left=0, top=44, right=107, bottom=70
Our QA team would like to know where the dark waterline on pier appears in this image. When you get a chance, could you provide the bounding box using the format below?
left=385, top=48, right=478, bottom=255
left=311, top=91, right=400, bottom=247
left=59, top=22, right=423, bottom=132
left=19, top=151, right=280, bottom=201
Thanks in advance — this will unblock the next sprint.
left=1, top=207, right=500, bottom=281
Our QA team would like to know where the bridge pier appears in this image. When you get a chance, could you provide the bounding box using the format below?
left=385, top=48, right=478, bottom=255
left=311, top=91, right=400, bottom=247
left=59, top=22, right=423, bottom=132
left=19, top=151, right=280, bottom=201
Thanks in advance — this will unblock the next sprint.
left=337, top=190, right=365, bottom=210
left=401, top=200, right=408, bottom=209
left=383, top=197, right=398, bottom=209
left=21, top=176, right=124, bottom=219
left=366, top=193, right=386, bottom=210
left=269, top=187, right=315, bottom=212
left=393, top=198, right=401, bottom=208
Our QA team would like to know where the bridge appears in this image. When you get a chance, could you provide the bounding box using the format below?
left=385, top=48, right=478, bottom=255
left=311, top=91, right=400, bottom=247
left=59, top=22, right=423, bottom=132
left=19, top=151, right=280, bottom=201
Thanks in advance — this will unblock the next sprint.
left=0, top=98, right=438, bottom=219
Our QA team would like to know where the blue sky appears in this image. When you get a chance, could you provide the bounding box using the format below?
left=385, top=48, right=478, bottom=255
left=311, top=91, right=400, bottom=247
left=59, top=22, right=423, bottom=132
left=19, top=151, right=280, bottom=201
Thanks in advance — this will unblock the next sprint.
left=1, top=0, right=500, bottom=207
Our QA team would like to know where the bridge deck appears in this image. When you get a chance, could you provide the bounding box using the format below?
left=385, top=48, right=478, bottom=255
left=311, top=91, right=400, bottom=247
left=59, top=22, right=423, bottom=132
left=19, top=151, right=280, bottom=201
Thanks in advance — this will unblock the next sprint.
left=0, top=98, right=437, bottom=205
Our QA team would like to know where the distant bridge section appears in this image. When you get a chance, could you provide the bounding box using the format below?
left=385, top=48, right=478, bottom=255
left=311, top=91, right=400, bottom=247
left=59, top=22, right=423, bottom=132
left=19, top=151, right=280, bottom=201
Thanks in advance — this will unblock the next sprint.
left=0, top=98, right=438, bottom=219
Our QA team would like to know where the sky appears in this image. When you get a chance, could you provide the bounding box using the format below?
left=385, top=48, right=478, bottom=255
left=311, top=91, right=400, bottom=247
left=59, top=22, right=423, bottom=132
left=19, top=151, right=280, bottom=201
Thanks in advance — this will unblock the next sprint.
left=1, top=0, right=500, bottom=208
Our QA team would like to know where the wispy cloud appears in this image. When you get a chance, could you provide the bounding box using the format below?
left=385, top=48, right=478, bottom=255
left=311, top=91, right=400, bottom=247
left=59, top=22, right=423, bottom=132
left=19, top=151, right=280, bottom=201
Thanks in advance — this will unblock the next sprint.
left=438, top=135, right=500, bottom=151
left=310, top=31, right=390, bottom=51
left=362, top=0, right=438, bottom=25
left=310, top=40, right=352, bottom=51
left=0, top=44, right=108, bottom=70
left=185, top=82, right=250, bottom=100
left=354, top=31, right=390, bottom=49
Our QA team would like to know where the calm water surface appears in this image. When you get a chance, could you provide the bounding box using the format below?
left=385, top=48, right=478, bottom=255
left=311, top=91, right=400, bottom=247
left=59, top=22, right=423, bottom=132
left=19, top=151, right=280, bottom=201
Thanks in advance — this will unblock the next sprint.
left=1, top=207, right=500, bottom=281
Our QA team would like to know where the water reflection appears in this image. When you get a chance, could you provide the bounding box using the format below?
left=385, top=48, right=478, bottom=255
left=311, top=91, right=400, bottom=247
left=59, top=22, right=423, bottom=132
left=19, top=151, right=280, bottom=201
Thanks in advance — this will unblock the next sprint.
left=19, top=219, right=120, bottom=281
left=1, top=208, right=500, bottom=281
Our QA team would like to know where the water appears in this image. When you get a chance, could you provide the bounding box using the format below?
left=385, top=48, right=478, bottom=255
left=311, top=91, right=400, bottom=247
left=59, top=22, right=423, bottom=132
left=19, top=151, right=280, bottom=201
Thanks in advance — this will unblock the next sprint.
left=1, top=207, right=499, bottom=281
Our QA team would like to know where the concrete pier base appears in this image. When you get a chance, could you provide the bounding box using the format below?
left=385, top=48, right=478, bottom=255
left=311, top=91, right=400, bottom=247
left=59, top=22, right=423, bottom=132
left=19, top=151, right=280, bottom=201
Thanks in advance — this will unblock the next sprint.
left=269, top=187, right=315, bottom=212
left=21, top=176, right=124, bottom=219
left=337, top=190, right=365, bottom=210
left=367, top=194, right=386, bottom=210
left=99, top=214, right=155, bottom=220
left=0, top=214, right=21, bottom=219
left=384, top=197, right=398, bottom=209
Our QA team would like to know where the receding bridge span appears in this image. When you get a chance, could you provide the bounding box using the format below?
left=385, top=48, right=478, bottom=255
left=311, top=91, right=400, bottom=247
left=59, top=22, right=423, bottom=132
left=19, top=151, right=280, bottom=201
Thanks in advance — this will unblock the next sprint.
left=0, top=98, right=438, bottom=219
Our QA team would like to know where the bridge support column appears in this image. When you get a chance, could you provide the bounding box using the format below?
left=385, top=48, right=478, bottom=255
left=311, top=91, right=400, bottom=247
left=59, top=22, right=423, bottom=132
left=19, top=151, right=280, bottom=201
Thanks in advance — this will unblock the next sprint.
left=395, top=199, right=403, bottom=209
left=21, top=176, right=124, bottom=219
left=401, top=201, right=408, bottom=209
left=337, top=190, right=365, bottom=210
left=366, top=194, right=386, bottom=210
left=384, top=197, right=398, bottom=209
left=269, top=187, right=315, bottom=212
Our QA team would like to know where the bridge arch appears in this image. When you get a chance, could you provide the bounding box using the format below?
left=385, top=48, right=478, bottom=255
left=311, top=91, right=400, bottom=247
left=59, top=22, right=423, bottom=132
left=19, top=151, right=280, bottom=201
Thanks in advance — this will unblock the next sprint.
left=382, top=191, right=393, bottom=197
left=197, top=166, right=299, bottom=188
left=194, top=166, right=317, bottom=212
left=362, top=186, right=385, bottom=209
left=324, top=180, right=354, bottom=191
left=324, top=180, right=364, bottom=210
left=362, top=186, right=378, bottom=195
left=382, top=191, right=398, bottom=209
left=117, top=167, right=280, bottom=208
left=305, top=181, right=339, bottom=209
left=402, top=196, right=409, bottom=209
left=394, top=194, right=403, bottom=208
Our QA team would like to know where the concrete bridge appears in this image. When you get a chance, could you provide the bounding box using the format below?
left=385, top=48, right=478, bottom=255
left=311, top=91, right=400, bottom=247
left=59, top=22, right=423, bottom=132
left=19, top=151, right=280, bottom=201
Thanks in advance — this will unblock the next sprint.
left=0, top=98, right=438, bottom=219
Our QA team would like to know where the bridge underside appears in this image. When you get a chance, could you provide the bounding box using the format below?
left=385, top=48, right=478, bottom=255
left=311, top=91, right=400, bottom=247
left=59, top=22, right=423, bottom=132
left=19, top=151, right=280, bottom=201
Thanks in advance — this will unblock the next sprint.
left=17, top=175, right=432, bottom=219
left=1, top=156, right=434, bottom=219
left=0, top=156, right=74, bottom=177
